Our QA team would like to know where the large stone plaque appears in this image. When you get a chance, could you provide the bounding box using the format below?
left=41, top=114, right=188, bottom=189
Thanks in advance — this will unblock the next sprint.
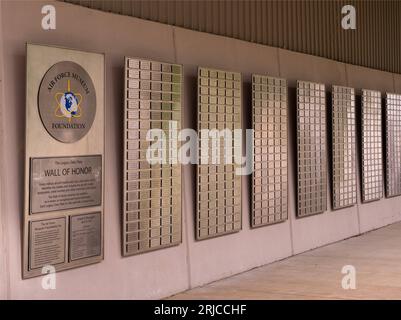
left=24, top=44, right=104, bottom=279
left=70, top=213, right=101, bottom=261
left=29, top=218, right=66, bottom=270
left=30, top=155, right=102, bottom=213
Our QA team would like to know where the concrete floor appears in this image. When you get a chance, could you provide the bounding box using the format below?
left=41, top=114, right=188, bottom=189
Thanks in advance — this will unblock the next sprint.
left=169, top=222, right=401, bottom=300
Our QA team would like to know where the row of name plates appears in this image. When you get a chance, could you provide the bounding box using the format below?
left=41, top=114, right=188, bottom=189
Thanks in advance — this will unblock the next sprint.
left=24, top=44, right=401, bottom=279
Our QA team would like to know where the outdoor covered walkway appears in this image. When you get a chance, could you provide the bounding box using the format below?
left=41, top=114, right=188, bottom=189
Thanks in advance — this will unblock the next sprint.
left=170, top=222, right=401, bottom=300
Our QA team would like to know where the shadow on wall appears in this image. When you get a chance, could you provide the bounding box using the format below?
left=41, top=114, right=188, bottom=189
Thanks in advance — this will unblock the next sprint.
left=184, top=73, right=197, bottom=241
left=288, top=86, right=297, bottom=218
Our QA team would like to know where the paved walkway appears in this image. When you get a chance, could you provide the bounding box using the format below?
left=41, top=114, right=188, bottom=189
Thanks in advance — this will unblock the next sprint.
left=170, top=222, right=401, bottom=299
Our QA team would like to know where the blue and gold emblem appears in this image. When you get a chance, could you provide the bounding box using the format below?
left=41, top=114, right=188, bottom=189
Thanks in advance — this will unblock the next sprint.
left=54, top=79, right=83, bottom=121
left=38, top=61, right=97, bottom=143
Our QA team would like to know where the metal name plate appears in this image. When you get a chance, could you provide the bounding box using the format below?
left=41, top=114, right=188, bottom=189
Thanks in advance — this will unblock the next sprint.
left=38, top=61, right=97, bottom=143
left=361, top=89, right=383, bottom=202
left=197, top=67, right=242, bottom=240
left=70, top=212, right=101, bottom=261
left=385, top=93, right=401, bottom=198
left=123, top=57, right=182, bottom=256
left=252, top=75, right=288, bottom=227
left=296, top=81, right=327, bottom=217
left=331, top=86, right=357, bottom=209
left=29, top=218, right=66, bottom=270
left=30, top=155, right=102, bottom=214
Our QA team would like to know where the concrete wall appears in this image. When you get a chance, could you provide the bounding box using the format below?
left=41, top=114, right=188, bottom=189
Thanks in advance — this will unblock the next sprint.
left=0, top=0, right=400, bottom=299
left=0, top=0, right=10, bottom=300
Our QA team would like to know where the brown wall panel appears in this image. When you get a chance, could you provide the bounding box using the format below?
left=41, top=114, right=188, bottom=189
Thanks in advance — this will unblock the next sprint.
left=62, top=0, right=401, bottom=74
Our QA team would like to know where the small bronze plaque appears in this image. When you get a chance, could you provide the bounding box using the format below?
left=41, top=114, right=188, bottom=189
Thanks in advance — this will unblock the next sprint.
left=30, top=156, right=102, bottom=214
left=69, top=213, right=101, bottom=261
left=29, top=218, right=66, bottom=270
left=38, top=61, right=96, bottom=143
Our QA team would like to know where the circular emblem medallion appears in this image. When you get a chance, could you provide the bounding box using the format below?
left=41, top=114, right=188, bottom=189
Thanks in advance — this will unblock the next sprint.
left=38, top=61, right=96, bottom=143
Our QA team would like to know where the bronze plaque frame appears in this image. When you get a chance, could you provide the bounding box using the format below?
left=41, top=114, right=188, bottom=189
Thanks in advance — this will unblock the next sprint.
left=23, top=44, right=105, bottom=279
left=384, top=93, right=401, bottom=198
left=123, top=57, right=182, bottom=256
left=331, top=85, right=357, bottom=209
left=296, top=80, right=327, bottom=217
left=196, top=67, right=242, bottom=240
left=361, top=89, right=383, bottom=202
left=251, top=74, right=288, bottom=227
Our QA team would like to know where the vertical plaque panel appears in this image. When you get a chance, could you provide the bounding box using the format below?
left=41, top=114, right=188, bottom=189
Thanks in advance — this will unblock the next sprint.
left=296, top=81, right=327, bottom=217
left=24, top=44, right=105, bottom=279
left=331, top=86, right=357, bottom=209
left=385, top=93, right=401, bottom=198
left=123, top=57, right=182, bottom=256
left=252, top=75, right=288, bottom=227
left=361, top=89, right=383, bottom=202
left=196, top=67, right=242, bottom=240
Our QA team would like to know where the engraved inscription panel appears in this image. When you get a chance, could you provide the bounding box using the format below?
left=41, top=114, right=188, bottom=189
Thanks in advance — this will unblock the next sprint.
left=361, top=89, right=383, bottom=202
left=123, top=57, right=182, bottom=255
left=385, top=93, right=401, bottom=197
left=296, top=81, right=327, bottom=216
left=252, top=75, right=288, bottom=226
left=331, top=86, right=357, bottom=209
left=30, top=156, right=102, bottom=214
left=197, top=67, right=242, bottom=240
left=29, top=218, right=66, bottom=270
left=70, top=212, right=101, bottom=261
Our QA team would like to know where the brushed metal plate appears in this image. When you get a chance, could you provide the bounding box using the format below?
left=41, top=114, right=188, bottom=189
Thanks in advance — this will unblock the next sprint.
left=69, top=212, right=101, bottom=261
left=385, top=93, right=401, bottom=198
left=252, top=75, right=288, bottom=226
left=29, top=217, right=66, bottom=270
left=196, top=67, right=242, bottom=240
left=331, top=86, right=357, bottom=209
left=123, top=57, right=182, bottom=256
left=30, top=155, right=102, bottom=214
left=361, top=89, right=383, bottom=202
left=296, top=81, right=327, bottom=217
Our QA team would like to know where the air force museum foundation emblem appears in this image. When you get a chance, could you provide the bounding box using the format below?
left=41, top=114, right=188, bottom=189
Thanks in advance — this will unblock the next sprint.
left=38, top=61, right=96, bottom=143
